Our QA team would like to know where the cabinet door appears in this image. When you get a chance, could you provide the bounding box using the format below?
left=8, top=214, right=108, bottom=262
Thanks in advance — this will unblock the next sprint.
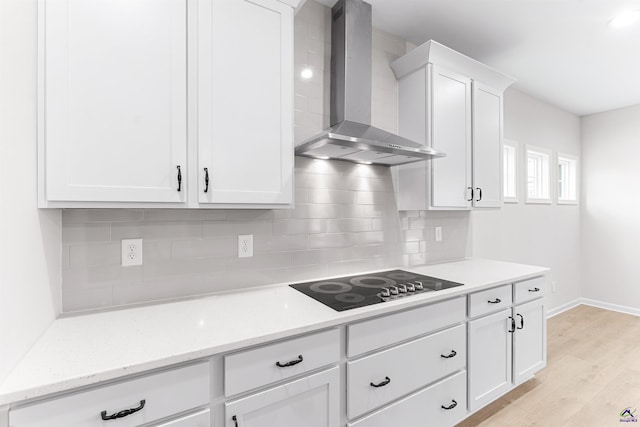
left=197, top=0, right=293, bottom=206
left=472, top=82, right=503, bottom=208
left=42, top=0, right=187, bottom=203
left=225, top=367, right=339, bottom=427
left=468, top=308, right=513, bottom=411
left=513, top=299, right=547, bottom=384
left=430, top=65, right=472, bottom=209
left=154, top=410, right=210, bottom=427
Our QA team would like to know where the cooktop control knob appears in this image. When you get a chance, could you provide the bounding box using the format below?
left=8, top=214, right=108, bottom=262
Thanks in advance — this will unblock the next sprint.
left=389, top=286, right=399, bottom=296
left=414, top=281, right=424, bottom=290
left=380, top=288, right=391, bottom=298
left=406, top=283, right=416, bottom=292
left=398, top=284, right=407, bottom=293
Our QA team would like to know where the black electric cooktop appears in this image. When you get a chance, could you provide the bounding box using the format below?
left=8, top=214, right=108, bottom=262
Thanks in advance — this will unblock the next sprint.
left=289, top=269, right=464, bottom=312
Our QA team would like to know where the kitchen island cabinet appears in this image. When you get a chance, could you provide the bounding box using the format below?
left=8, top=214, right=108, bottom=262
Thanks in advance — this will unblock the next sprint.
left=1, top=259, right=549, bottom=427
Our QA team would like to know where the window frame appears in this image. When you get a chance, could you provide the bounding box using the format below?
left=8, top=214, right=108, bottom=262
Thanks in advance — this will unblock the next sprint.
left=556, top=152, right=579, bottom=205
left=502, top=139, right=520, bottom=203
left=525, top=144, right=552, bottom=204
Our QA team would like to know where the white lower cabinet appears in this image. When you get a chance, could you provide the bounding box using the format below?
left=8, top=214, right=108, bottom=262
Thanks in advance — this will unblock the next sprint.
left=348, top=370, right=467, bottom=427
left=224, top=367, right=339, bottom=427
left=9, top=362, right=211, bottom=427
left=154, top=410, right=210, bottom=427
left=513, top=299, right=547, bottom=385
left=468, top=308, right=513, bottom=411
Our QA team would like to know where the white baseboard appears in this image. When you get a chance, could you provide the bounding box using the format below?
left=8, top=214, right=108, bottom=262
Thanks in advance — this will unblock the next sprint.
left=546, top=298, right=582, bottom=318
left=547, top=297, right=640, bottom=318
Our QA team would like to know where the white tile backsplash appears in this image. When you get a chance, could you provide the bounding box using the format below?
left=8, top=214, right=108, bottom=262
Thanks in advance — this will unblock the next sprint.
left=59, top=1, right=471, bottom=312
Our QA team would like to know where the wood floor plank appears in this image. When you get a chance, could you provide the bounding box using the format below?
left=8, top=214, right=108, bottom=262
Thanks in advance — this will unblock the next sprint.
left=456, top=305, right=640, bottom=427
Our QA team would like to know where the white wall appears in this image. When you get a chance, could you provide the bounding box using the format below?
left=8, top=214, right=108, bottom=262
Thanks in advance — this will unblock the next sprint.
left=581, top=104, right=640, bottom=309
left=472, top=89, right=582, bottom=312
left=0, top=0, right=61, bottom=383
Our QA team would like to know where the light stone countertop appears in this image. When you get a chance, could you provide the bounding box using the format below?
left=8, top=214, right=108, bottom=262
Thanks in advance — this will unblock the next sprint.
left=0, top=258, right=549, bottom=407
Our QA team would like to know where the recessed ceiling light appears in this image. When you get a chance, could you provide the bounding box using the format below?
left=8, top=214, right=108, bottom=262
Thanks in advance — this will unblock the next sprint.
left=300, top=67, right=314, bottom=80
left=314, top=156, right=330, bottom=160
left=609, top=10, right=640, bottom=28
left=359, top=161, right=373, bottom=165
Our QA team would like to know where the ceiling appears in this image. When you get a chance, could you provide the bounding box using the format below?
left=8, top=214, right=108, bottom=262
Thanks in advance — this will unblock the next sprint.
left=314, top=0, right=640, bottom=116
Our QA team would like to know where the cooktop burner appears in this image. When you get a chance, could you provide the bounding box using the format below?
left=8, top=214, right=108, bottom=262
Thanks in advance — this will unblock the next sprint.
left=289, top=269, right=464, bottom=311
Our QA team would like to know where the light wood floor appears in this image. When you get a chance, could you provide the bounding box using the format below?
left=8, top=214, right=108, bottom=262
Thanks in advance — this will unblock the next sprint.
left=457, top=305, right=640, bottom=427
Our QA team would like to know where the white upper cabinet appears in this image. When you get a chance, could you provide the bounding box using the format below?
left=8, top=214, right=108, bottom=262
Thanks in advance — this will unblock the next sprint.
left=391, top=40, right=515, bottom=211
left=39, top=0, right=297, bottom=208
left=40, top=0, right=188, bottom=205
left=197, top=0, right=293, bottom=206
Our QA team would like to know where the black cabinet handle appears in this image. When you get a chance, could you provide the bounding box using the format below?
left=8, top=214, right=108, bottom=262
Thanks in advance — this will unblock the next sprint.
left=517, top=313, right=524, bottom=330
left=370, top=376, right=391, bottom=388
left=204, top=167, right=209, bottom=193
left=508, top=316, right=516, bottom=333
left=440, top=350, right=457, bottom=359
left=476, top=187, right=482, bottom=202
left=276, top=354, right=303, bottom=368
left=176, top=166, right=182, bottom=192
left=488, top=298, right=501, bottom=304
left=441, top=399, right=457, bottom=410
left=100, top=400, right=145, bottom=421
left=529, top=287, right=540, bottom=292
left=467, top=187, right=474, bottom=202
left=232, top=415, right=238, bottom=427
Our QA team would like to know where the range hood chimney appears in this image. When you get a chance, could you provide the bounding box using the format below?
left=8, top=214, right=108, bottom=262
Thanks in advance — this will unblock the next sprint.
left=294, top=0, right=445, bottom=166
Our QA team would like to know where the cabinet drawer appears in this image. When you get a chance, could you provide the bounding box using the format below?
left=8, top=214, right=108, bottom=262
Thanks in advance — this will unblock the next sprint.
left=347, top=324, right=465, bottom=419
left=224, top=328, right=340, bottom=397
left=155, top=410, right=210, bottom=427
left=10, top=362, right=210, bottom=427
left=469, top=284, right=512, bottom=318
left=347, top=296, right=466, bottom=357
left=348, top=370, right=467, bottom=427
left=514, top=276, right=546, bottom=304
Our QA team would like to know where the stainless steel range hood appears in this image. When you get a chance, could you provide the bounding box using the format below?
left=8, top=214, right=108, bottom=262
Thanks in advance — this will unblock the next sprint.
left=295, top=0, right=445, bottom=166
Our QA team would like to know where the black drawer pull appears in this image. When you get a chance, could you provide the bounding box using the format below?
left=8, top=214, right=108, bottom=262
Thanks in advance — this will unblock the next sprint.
left=232, top=415, right=238, bottom=427
left=370, top=376, right=391, bottom=388
left=276, top=354, right=303, bottom=368
left=476, top=187, right=482, bottom=202
left=100, top=400, right=145, bottom=421
left=441, top=399, right=457, bottom=410
left=467, top=187, right=474, bottom=202
left=176, top=165, right=182, bottom=192
left=204, top=167, right=209, bottom=193
left=488, top=298, right=501, bottom=304
left=517, top=313, right=524, bottom=330
left=508, top=316, right=516, bottom=333
left=440, top=350, right=457, bottom=359
left=529, top=287, right=540, bottom=292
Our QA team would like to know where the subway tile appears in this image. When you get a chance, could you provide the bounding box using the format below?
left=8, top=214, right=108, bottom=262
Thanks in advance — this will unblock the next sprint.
left=327, top=259, right=376, bottom=277
left=144, top=257, right=226, bottom=279
left=62, top=223, right=111, bottom=243
left=63, top=264, right=143, bottom=289
left=405, top=242, right=420, bottom=254
left=227, top=252, right=292, bottom=271
left=143, top=209, right=226, bottom=222
left=112, top=276, right=204, bottom=307
left=308, top=189, right=356, bottom=204
left=269, top=265, right=328, bottom=284
left=290, top=204, right=341, bottom=219
left=341, top=204, right=386, bottom=218
left=62, top=209, right=143, bottom=224
left=357, top=231, right=385, bottom=245
left=62, top=285, right=113, bottom=312
left=327, top=218, right=372, bottom=233
left=111, top=222, right=202, bottom=241
left=309, top=233, right=357, bottom=249
left=356, top=191, right=391, bottom=205
left=273, top=219, right=327, bottom=235
left=254, top=235, right=309, bottom=252
left=143, top=240, right=172, bottom=262
left=171, top=238, right=236, bottom=258
left=202, top=220, right=272, bottom=238
left=202, top=270, right=276, bottom=293
left=68, top=243, right=121, bottom=268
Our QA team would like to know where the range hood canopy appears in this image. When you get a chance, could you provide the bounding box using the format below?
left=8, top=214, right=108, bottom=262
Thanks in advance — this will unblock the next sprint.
left=294, top=0, right=445, bottom=166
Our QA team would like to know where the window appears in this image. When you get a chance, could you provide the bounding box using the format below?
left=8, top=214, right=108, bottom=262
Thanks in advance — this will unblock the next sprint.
left=557, top=153, right=578, bottom=204
left=503, top=139, right=519, bottom=203
left=525, top=145, right=551, bottom=204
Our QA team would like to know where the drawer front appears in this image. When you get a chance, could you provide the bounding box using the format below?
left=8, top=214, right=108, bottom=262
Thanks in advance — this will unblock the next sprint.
left=224, top=328, right=340, bottom=397
left=347, top=296, right=466, bottom=357
left=469, top=284, right=512, bottom=318
left=155, top=410, right=210, bottom=427
left=348, top=370, right=467, bottom=427
left=10, top=362, right=210, bottom=427
left=514, top=276, right=546, bottom=304
left=347, top=324, right=466, bottom=419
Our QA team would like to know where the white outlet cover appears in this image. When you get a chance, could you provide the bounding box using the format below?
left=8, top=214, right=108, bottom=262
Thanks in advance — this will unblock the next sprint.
left=122, top=238, right=143, bottom=267
left=238, top=235, right=253, bottom=258
left=435, top=226, right=442, bottom=242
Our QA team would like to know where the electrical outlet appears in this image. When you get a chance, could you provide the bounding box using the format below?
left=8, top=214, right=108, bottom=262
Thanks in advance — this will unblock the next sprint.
left=435, top=226, right=442, bottom=242
left=238, top=235, right=253, bottom=258
left=122, top=238, right=143, bottom=266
